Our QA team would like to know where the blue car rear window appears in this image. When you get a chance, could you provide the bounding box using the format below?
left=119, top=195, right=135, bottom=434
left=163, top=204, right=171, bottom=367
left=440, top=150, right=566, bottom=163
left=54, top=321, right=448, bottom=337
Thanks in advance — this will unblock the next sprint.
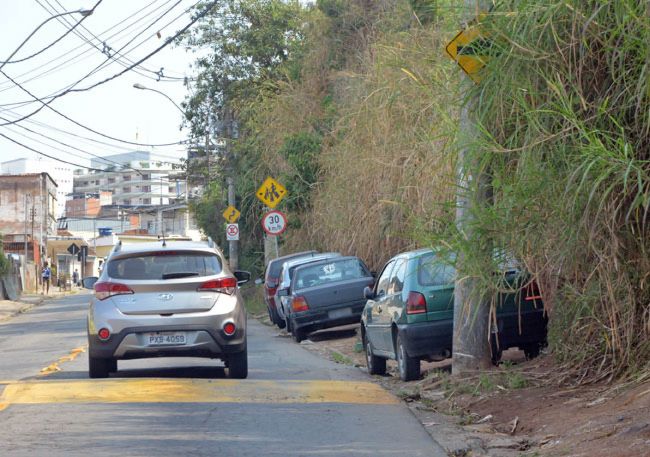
left=293, top=258, right=369, bottom=289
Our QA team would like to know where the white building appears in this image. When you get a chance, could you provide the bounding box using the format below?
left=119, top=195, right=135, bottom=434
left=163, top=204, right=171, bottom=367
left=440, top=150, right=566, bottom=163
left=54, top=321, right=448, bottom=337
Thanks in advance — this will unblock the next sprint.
left=73, top=151, right=186, bottom=207
left=1, top=158, right=73, bottom=218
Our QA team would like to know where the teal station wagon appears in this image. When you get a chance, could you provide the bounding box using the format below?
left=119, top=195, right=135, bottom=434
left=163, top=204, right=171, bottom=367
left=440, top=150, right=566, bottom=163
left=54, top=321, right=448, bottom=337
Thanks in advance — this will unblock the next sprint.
left=361, top=249, right=547, bottom=381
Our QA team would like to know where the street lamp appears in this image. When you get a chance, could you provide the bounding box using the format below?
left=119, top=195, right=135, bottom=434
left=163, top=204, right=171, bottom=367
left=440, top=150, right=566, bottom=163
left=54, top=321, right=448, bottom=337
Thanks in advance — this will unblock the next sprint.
left=0, top=8, right=94, bottom=72
left=132, top=83, right=185, bottom=115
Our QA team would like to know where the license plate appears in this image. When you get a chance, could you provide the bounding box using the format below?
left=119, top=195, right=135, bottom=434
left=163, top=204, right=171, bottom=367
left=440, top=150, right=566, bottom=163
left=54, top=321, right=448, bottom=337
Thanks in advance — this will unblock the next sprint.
left=329, top=307, right=352, bottom=319
left=145, top=332, right=187, bottom=346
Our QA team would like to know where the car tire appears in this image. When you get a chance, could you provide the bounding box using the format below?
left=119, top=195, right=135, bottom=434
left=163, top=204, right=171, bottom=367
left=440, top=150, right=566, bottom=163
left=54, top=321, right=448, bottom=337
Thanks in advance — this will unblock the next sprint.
left=364, top=333, right=386, bottom=376
left=89, top=355, right=111, bottom=378
left=522, top=343, right=541, bottom=360
left=396, top=334, right=420, bottom=381
left=228, top=344, right=248, bottom=379
left=108, top=358, right=118, bottom=373
left=285, top=316, right=292, bottom=333
left=291, top=322, right=304, bottom=343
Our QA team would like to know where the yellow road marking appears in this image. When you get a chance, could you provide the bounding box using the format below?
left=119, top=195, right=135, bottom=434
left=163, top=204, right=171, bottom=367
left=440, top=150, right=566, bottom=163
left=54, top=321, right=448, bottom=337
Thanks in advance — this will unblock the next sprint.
left=0, top=378, right=398, bottom=410
left=39, top=345, right=87, bottom=376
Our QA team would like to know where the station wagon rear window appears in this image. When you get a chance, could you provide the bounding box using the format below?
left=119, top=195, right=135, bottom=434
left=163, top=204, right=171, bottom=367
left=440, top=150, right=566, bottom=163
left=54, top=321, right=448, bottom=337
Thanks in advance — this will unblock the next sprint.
left=417, top=254, right=455, bottom=286
left=293, top=259, right=369, bottom=289
left=107, top=251, right=222, bottom=280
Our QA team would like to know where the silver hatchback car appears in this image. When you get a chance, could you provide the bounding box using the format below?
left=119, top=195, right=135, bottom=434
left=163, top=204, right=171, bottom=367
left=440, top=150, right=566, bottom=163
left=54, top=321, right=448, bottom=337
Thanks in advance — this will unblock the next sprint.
left=85, top=240, right=249, bottom=379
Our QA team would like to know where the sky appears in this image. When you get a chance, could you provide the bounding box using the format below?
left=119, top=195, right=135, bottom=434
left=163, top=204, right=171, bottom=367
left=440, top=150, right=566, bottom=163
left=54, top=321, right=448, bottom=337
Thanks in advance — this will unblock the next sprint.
left=0, top=0, right=203, bottom=169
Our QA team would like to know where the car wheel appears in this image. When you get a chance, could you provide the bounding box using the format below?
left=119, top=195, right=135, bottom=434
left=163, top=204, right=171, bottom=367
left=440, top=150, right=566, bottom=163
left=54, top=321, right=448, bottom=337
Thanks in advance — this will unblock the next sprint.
left=285, top=316, right=292, bottom=333
left=522, top=343, right=541, bottom=360
left=89, top=355, right=111, bottom=378
left=364, top=333, right=386, bottom=376
left=396, top=334, right=420, bottom=381
left=291, top=322, right=305, bottom=343
left=228, top=344, right=248, bottom=379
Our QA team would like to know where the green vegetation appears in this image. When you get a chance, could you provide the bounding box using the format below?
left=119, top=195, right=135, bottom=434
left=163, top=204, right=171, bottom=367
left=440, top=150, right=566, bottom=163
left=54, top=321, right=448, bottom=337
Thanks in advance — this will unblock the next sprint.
left=181, top=0, right=650, bottom=382
left=0, top=234, right=9, bottom=276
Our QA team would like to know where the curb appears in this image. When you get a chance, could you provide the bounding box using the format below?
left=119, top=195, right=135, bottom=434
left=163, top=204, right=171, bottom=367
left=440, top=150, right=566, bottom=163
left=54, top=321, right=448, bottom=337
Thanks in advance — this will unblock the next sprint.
left=0, top=291, right=78, bottom=323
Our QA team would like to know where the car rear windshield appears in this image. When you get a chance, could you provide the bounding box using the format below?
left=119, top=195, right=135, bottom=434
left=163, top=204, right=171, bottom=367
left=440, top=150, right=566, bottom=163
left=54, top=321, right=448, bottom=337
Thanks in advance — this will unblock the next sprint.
left=293, top=258, right=369, bottom=290
left=107, top=251, right=222, bottom=280
left=417, top=253, right=455, bottom=286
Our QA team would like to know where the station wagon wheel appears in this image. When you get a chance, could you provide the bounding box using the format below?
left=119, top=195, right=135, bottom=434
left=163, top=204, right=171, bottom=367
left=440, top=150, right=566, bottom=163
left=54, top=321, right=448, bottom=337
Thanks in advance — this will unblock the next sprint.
left=364, top=331, right=386, bottom=375
left=396, top=334, right=420, bottom=381
left=291, top=324, right=305, bottom=343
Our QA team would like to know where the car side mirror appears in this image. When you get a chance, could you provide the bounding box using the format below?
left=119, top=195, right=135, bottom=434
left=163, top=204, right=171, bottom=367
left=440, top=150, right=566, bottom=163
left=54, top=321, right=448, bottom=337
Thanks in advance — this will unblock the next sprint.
left=254, top=278, right=263, bottom=286
left=364, top=286, right=375, bottom=300
left=234, top=270, right=251, bottom=285
left=82, top=276, right=98, bottom=290
left=276, top=288, right=289, bottom=297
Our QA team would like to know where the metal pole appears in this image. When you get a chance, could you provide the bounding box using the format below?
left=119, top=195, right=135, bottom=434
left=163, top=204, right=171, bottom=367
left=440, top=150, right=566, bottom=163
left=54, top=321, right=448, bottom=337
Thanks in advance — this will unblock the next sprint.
left=23, top=193, right=29, bottom=262
left=227, top=177, right=238, bottom=270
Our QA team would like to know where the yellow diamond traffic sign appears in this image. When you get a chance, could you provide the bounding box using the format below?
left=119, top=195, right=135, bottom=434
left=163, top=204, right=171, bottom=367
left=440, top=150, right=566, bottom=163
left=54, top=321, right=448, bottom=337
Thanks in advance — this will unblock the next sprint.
left=222, top=205, right=241, bottom=223
left=445, top=16, right=491, bottom=84
left=256, top=176, right=287, bottom=209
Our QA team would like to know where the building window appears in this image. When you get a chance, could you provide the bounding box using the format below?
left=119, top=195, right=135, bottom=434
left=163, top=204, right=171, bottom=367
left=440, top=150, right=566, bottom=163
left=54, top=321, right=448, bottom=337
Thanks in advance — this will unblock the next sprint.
left=123, top=186, right=131, bottom=193
left=142, top=174, right=150, bottom=180
left=123, top=175, right=131, bottom=182
left=143, top=198, right=151, bottom=204
left=123, top=199, right=131, bottom=205
left=142, top=186, right=150, bottom=192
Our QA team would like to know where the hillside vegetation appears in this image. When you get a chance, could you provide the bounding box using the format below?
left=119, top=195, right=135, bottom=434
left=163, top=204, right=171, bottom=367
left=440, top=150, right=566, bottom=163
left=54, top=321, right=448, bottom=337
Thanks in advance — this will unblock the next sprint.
left=182, top=0, right=650, bottom=382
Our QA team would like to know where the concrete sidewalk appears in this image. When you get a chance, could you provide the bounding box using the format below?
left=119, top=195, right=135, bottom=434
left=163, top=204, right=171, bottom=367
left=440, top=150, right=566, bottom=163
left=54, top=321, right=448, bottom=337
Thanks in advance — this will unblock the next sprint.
left=0, top=289, right=80, bottom=323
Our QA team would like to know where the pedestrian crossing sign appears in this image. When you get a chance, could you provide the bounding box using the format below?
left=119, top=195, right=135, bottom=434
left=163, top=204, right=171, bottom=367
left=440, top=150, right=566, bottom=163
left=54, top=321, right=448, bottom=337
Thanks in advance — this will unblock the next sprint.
left=256, top=176, right=287, bottom=209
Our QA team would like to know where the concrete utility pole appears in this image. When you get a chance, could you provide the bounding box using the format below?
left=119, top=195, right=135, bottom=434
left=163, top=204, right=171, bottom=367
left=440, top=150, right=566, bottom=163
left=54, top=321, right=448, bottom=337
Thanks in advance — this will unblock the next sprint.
left=452, top=0, right=493, bottom=376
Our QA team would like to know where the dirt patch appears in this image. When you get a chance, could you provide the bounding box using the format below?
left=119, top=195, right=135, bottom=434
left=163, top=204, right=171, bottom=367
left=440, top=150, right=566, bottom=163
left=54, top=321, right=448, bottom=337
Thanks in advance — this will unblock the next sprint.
left=287, top=322, right=650, bottom=457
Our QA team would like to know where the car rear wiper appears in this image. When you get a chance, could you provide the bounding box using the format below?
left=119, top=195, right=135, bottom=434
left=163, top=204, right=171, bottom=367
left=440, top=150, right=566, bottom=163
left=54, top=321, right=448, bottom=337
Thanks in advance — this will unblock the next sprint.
left=162, top=272, right=200, bottom=279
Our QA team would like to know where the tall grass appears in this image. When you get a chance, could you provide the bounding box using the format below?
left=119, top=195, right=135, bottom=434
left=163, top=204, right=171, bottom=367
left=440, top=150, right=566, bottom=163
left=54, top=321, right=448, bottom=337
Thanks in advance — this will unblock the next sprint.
left=460, top=0, right=650, bottom=381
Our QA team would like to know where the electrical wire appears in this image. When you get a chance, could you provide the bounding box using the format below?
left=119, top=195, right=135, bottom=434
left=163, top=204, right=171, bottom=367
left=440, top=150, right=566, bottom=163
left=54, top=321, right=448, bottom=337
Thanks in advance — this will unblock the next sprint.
left=0, top=0, right=179, bottom=96
left=0, top=131, right=105, bottom=171
left=0, top=1, right=101, bottom=67
left=0, top=0, right=191, bottom=109
left=49, top=0, right=189, bottom=81
left=40, top=0, right=189, bottom=83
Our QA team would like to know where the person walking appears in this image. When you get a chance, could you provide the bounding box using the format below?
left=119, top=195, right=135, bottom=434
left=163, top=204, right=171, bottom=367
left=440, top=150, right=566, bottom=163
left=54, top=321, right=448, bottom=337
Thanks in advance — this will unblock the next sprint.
left=72, top=269, right=79, bottom=287
left=41, top=262, right=51, bottom=294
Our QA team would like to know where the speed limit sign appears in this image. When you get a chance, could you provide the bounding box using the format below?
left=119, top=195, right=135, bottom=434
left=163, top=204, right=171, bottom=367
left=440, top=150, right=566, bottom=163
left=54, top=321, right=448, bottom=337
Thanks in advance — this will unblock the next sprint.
left=262, top=210, right=287, bottom=235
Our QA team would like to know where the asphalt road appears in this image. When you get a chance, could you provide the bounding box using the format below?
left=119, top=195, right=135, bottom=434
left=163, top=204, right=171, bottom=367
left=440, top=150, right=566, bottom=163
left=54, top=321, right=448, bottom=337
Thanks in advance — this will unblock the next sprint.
left=0, top=292, right=447, bottom=456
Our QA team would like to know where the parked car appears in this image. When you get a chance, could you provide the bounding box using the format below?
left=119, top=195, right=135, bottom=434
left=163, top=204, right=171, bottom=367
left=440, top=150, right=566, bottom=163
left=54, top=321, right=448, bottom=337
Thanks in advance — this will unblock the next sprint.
left=261, top=251, right=317, bottom=328
left=279, top=256, right=375, bottom=342
left=361, top=248, right=547, bottom=381
left=84, top=240, right=250, bottom=379
left=274, top=252, right=341, bottom=327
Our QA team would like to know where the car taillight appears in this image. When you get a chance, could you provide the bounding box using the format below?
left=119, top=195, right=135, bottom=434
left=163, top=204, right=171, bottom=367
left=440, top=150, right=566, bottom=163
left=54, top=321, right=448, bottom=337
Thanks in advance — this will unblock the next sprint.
left=525, top=281, right=542, bottom=301
left=406, top=291, right=427, bottom=314
left=292, top=296, right=309, bottom=312
left=94, top=282, right=134, bottom=301
left=198, top=277, right=237, bottom=295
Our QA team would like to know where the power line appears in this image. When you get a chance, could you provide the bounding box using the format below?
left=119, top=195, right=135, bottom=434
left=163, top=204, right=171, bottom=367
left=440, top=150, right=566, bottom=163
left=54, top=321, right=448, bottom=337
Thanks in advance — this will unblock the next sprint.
left=0, top=109, right=188, bottom=159
left=0, top=1, right=101, bottom=66
left=49, top=0, right=189, bottom=81
left=0, top=0, right=210, bottom=127
left=0, top=132, right=104, bottom=171
left=0, top=0, right=191, bottom=109
left=0, top=0, right=173, bottom=95
left=0, top=69, right=184, bottom=147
